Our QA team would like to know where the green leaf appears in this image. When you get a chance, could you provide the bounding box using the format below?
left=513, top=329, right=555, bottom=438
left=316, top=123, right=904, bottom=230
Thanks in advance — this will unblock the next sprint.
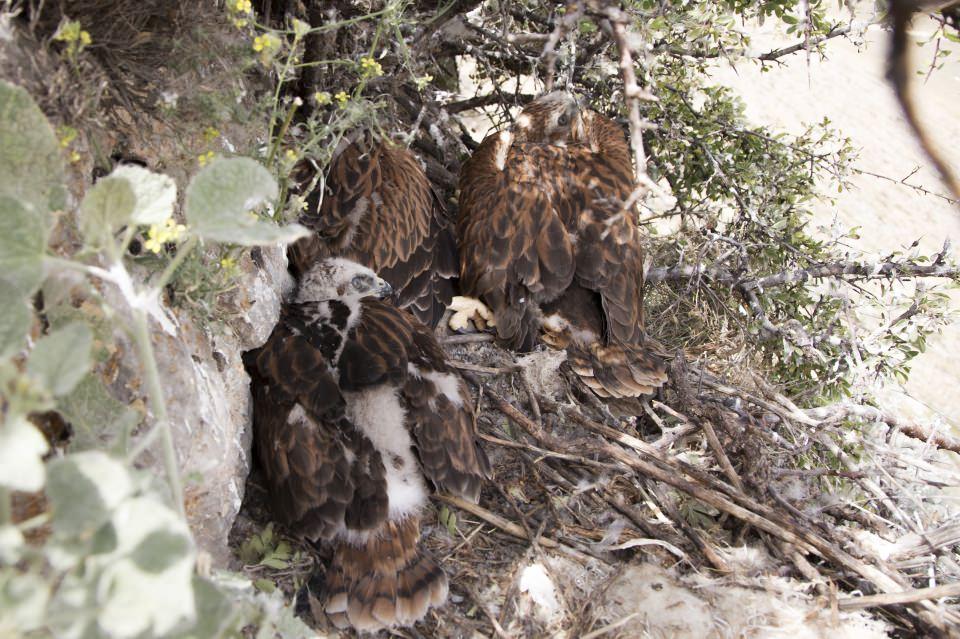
left=0, top=569, right=50, bottom=634
left=260, top=557, right=289, bottom=570
left=47, top=451, right=133, bottom=536
left=190, top=576, right=240, bottom=639
left=0, top=415, right=49, bottom=491
left=184, top=157, right=309, bottom=246
left=110, top=165, right=178, bottom=225
left=253, top=578, right=276, bottom=593
left=0, top=195, right=47, bottom=297
left=98, top=555, right=196, bottom=637
left=0, top=281, right=31, bottom=358
left=27, top=321, right=93, bottom=396
left=0, top=526, right=24, bottom=564
left=0, top=81, right=66, bottom=214
left=130, top=530, right=193, bottom=573
left=944, top=30, right=960, bottom=44
left=79, top=176, right=136, bottom=248
left=58, top=374, right=141, bottom=452
left=97, top=496, right=196, bottom=637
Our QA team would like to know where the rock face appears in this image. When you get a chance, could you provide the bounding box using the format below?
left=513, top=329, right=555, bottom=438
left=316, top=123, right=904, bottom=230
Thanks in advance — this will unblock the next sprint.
left=126, top=245, right=290, bottom=567
left=169, top=245, right=289, bottom=567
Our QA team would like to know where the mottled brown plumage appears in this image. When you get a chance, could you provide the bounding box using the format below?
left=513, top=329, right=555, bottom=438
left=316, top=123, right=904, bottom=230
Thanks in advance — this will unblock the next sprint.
left=458, top=92, right=667, bottom=398
left=289, top=134, right=457, bottom=327
left=246, top=259, right=488, bottom=631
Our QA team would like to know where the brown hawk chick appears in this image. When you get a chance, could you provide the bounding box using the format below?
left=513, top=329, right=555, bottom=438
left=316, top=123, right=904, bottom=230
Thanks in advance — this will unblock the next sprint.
left=457, top=91, right=667, bottom=398
left=289, top=134, right=457, bottom=328
left=246, top=258, right=489, bottom=631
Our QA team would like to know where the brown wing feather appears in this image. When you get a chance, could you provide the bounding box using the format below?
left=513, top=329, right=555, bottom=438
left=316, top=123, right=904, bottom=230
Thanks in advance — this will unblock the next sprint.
left=290, top=138, right=455, bottom=327
left=344, top=300, right=490, bottom=500
left=459, top=110, right=647, bottom=347
left=458, top=135, right=577, bottom=350
left=247, top=305, right=389, bottom=540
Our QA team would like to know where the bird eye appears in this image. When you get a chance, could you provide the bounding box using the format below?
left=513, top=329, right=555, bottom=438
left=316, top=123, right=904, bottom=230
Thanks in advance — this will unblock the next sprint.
left=351, top=274, right=372, bottom=290
left=557, top=113, right=569, bottom=127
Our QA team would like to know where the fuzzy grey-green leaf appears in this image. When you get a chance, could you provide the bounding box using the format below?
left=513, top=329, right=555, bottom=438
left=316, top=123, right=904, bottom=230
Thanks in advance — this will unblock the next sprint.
left=0, top=282, right=31, bottom=359
left=0, top=195, right=47, bottom=297
left=0, top=415, right=49, bottom=492
left=130, top=530, right=193, bottom=573
left=0, top=81, right=66, bottom=213
left=47, top=451, right=133, bottom=535
left=58, top=374, right=141, bottom=452
left=110, top=165, right=178, bottom=225
left=27, top=321, right=93, bottom=396
left=184, top=157, right=309, bottom=246
left=79, top=176, right=137, bottom=248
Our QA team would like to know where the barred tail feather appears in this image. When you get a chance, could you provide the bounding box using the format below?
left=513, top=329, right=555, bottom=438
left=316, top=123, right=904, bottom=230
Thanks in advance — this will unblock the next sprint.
left=325, top=517, right=448, bottom=632
left=568, top=343, right=667, bottom=399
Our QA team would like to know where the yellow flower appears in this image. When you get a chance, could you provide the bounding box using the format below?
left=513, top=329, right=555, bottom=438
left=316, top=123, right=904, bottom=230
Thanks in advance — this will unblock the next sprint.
left=144, top=236, right=163, bottom=254
left=53, top=19, right=91, bottom=59
left=58, top=125, right=78, bottom=148
left=292, top=18, right=310, bottom=38
left=285, top=149, right=297, bottom=161
left=69, top=150, right=81, bottom=164
left=198, top=150, right=216, bottom=167
left=145, top=218, right=188, bottom=254
left=219, top=256, right=237, bottom=270
left=233, top=17, right=248, bottom=28
left=334, top=91, right=349, bottom=106
left=414, top=74, right=433, bottom=90
left=230, top=0, right=252, bottom=13
left=203, top=127, right=220, bottom=143
left=253, top=32, right=282, bottom=65
left=313, top=91, right=331, bottom=105
left=359, top=56, right=383, bottom=78
left=253, top=32, right=280, bottom=53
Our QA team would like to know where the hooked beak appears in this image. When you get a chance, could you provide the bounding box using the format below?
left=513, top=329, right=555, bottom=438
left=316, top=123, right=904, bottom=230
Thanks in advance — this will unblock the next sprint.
left=376, top=278, right=393, bottom=299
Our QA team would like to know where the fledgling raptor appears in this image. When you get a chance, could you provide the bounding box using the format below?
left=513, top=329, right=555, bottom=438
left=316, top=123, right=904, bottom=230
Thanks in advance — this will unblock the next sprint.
left=289, top=134, right=457, bottom=328
left=455, top=91, right=667, bottom=399
left=246, top=258, right=489, bottom=632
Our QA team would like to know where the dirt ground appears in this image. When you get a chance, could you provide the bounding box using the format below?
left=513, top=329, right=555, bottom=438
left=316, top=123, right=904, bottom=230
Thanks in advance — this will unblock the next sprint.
left=709, top=14, right=960, bottom=429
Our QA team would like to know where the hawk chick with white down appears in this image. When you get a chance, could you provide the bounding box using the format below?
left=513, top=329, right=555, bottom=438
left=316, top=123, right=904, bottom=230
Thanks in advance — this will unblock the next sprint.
left=246, top=258, right=489, bottom=632
left=457, top=91, right=667, bottom=399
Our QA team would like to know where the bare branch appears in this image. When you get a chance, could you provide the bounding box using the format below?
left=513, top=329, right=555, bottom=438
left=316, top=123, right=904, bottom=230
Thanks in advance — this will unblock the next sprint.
left=647, top=255, right=960, bottom=288
left=758, top=24, right=853, bottom=61
left=805, top=402, right=960, bottom=454
left=838, top=581, right=960, bottom=610
left=443, top=92, right=536, bottom=114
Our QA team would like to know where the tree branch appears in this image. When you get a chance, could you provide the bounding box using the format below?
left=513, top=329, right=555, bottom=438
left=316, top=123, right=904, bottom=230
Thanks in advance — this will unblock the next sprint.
left=443, top=92, right=537, bottom=114
left=805, top=402, right=960, bottom=454
left=647, top=254, right=960, bottom=288
left=758, top=24, right=852, bottom=61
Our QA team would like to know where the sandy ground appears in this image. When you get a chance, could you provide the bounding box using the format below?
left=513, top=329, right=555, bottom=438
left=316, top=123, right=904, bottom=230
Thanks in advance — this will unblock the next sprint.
left=709, top=15, right=960, bottom=428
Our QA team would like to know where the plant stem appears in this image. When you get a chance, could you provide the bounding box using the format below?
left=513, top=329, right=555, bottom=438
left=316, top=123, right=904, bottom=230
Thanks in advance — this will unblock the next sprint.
left=267, top=96, right=301, bottom=168
left=130, top=307, right=186, bottom=519
left=0, top=487, right=10, bottom=525
left=154, top=236, right=199, bottom=291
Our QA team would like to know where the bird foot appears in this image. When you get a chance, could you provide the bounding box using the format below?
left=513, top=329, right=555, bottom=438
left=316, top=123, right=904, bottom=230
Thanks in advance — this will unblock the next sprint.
left=448, top=296, right=496, bottom=331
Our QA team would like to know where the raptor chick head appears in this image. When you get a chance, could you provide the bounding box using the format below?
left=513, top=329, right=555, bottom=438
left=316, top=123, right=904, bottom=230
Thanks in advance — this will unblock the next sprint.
left=514, top=91, right=583, bottom=144
left=297, top=258, right=392, bottom=303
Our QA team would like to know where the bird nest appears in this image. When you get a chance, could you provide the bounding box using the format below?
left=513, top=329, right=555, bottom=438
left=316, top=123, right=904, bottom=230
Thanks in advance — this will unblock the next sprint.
left=232, top=322, right=960, bottom=638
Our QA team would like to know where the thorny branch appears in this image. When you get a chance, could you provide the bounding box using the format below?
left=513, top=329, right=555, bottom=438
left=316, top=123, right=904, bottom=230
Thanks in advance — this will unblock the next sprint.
left=647, top=248, right=960, bottom=289
left=593, top=3, right=659, bottom=197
